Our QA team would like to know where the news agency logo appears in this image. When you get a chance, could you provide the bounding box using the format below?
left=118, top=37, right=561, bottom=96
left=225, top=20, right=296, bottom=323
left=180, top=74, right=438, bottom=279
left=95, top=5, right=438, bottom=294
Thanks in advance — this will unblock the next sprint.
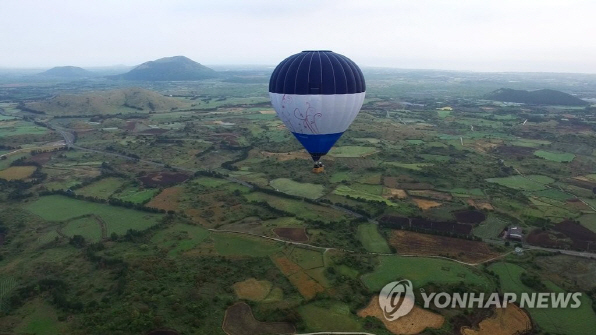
left=379, top=278, right=582, bottom=321
left=378, top=279, right=415, bottom=321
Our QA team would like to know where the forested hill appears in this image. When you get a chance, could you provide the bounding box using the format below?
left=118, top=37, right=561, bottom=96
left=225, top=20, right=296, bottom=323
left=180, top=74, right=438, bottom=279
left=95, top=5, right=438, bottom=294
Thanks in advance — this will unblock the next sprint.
left=39, top=66, right=95, bottom=78
left=113, top=56, right=217, bottom=81
left=485, top=88, right=588, bottom=106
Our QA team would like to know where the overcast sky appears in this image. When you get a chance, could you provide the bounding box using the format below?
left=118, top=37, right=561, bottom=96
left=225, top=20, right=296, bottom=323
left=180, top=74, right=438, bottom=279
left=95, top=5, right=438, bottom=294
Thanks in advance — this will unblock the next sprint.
left=1, top=0, right=595, bottom=73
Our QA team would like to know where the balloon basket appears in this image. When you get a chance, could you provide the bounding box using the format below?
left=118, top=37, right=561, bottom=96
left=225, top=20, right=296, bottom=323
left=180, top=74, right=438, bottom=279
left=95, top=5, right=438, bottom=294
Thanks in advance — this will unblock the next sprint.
left=312, top=166, right=325, bottom=174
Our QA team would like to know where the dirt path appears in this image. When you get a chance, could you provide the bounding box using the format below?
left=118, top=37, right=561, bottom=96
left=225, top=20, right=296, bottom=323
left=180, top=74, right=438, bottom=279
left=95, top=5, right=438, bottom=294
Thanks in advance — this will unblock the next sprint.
left=93, top=215, right=108, bottom=240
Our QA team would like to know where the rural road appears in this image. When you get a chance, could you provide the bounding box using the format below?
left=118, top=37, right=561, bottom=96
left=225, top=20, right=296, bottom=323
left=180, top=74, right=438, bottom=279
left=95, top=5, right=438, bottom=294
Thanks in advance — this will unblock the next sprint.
left=524, top=244, right=596, bottom=258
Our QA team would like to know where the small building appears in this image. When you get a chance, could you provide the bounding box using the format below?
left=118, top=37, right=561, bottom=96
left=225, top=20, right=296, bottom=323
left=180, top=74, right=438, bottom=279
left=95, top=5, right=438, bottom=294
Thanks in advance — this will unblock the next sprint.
left=507, top=226, right=523, bottom=241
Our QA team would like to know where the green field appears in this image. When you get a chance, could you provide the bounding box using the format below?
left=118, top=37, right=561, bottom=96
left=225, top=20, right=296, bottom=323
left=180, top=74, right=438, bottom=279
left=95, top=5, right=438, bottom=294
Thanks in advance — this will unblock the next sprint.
left=337, top=265, right=359, bottom=279
left=353, top=137, right=380, bottom=144
left=62, top=217, right=102, bottom=243
left=578, top=214, right=596, bottom=233
left=558, top=183, right=595, bottom=198
left=242, top=113, right=277, bottom=120
left=192, top=177, right=232, bottom=188
left=245, top=192, right=347, bottom=223
left=269, top=178, right=325, bottom=199
left=0, top=121, right=49, bottom=137
left=437, top=110, right=451, bottom=118
left=288, top=246, right=325, bottom=269
left=489, top=262, right=596, bottom=335
left=77, top=177, right=126, bottom=199
left=25, top=195, right=164, bottom=236
left=329, top=171, right=351, bottom=183
left=151, top=223, right=210, bottom=256
left=361, top=256, right=494, bottom=291
left=350, top=183, right=382, bottom=195
left=493, top=114, right=517, bottom=120
left=298, top=302, right=362, bottom=332
left=509, top=139, right=551, bottom=148
left=486, top=175, right=554, bottom=191
left=534, top=150, right=575, bottom=162
left=472, top=215, right=509, bottom=239
left=449, top=188, right=485, bottom=197
left=0, top=152, right=28, bottom=170
left=530, top=189, right=573, bottom=201
left=406, top=139, right=425, bottom=145
left=333, top=185, right=396, bottom=206
left=37, top=230, right=61, bottom=246
left=262, top=217, right=304, bottom=228
left=112, top=187, right=159, bottom=204
left=328, top=146, right=377, bottom=157
left=357, top=224, right=391, bottom=253
left=383, top=162, right=433, bottom=171
left=14, top=301, right=65, bottom=335
left=420, top=154, right=451, bottom=162
left=212, top=232, right=283, bottom=257
left=357, top=173, right=382, bottom=185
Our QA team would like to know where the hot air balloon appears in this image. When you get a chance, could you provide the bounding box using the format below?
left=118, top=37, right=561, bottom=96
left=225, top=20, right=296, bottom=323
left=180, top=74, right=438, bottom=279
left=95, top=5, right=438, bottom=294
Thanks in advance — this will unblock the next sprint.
left=269, top=50, right=366, bottom=173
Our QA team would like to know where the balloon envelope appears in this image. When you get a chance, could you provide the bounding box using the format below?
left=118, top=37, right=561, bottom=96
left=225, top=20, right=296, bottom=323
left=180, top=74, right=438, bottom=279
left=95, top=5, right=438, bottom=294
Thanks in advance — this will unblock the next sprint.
left=269, top=50, right=366, bottom=161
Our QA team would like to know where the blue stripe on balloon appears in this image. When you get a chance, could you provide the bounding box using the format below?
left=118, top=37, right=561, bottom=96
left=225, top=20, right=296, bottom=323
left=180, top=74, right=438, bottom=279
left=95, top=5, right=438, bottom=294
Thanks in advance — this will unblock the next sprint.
left=291, top=132, right=344, bottom=157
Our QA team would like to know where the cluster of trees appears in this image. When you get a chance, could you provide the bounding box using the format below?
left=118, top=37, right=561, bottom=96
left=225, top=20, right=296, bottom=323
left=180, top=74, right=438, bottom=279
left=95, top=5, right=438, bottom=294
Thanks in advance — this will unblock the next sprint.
left=0, top=144, right=18, bottom=150
left=247, top=200, right=293, bottom=218
left=325, top=254, right=378, bottom=311
left=340, top=195, right=390, bottom=216
left=16, top=103, right=45, bottom=115
left=194, top=170, right=226, bottom=178
left=520, top=272, right=547, bottom=291
left=9, top=279, right=83, bottom=313
left=0, top=168, right=46, bottom=200
left=221, top=145, right=252, bottom=171
left=587, top=287, right=596, bottom=314
left=29, top=146, right=67, bottom=156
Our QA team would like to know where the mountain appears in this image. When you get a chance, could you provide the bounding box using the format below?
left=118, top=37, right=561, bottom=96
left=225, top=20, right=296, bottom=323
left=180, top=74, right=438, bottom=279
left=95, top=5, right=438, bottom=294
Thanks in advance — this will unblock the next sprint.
left=114, top=56, right=217, bottom=81
left=39, top=66, right=95, bottom=78
left=485, top=88, right=588, bottom=106
left=25, top=88, right=187, bottom=116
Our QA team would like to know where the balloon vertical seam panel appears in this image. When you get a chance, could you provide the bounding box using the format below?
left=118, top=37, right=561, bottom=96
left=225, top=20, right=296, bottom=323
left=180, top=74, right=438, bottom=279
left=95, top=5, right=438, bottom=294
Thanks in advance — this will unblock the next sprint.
left=269, top=51, right=365, bottom=95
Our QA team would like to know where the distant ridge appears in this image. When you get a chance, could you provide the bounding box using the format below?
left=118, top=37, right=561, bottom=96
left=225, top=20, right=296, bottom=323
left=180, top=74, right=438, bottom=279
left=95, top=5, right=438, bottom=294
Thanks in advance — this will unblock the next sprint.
left=25, top=87, right=186, bottom=115
left=39, top=66, right=95, bottom=78
left=485, top=88, right=588, bottom=106
left=114, top=56, right=217, bottom=81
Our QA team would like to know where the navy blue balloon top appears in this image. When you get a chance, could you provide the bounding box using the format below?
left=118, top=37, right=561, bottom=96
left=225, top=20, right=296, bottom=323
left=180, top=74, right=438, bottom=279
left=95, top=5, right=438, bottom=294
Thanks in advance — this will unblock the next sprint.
left=269, top=50, right=366, bottom=95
